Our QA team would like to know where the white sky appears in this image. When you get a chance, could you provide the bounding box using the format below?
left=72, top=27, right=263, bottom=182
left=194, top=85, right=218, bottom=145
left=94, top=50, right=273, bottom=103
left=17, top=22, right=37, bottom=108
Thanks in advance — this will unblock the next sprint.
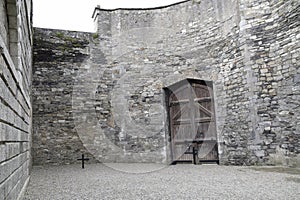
left=33, top=0, right=184, bottom=32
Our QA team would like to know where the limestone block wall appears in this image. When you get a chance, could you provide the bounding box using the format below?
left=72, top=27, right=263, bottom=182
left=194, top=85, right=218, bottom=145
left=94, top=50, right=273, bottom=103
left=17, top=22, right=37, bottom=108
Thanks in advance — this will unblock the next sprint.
left=0, top=0, right=33, bottom=199
left=32, top=28, right=98, bottom=165
left=95, top=0, right=238, bottom=164
left=235, top=0, right=300, bottom=166
left=32, top=0, right=300, bottom=166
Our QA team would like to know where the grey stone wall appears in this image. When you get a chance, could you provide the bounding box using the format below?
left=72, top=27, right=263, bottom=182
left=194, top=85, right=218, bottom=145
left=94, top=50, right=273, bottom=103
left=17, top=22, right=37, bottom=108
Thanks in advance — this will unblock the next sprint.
left=32, top=28, right=98, bottom=165
left=234, top=0, right=300, bottom=166
left=32, top=0, right=300, bottom=166
left=90, top=0, right=241, bottom=164
left=0, top=0, right=33, bottom=199
left=0, top=0, right=9, bottom=48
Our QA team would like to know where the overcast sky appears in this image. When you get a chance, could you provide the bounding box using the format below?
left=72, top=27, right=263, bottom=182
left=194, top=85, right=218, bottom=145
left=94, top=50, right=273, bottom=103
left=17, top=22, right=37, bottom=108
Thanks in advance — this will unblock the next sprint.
left=33, top=0, right=183, bottom=32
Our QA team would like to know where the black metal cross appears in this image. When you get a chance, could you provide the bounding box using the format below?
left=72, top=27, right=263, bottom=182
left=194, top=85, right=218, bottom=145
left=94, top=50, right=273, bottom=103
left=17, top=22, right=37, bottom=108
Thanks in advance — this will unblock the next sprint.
left=77, top=154, right=89, bottom=169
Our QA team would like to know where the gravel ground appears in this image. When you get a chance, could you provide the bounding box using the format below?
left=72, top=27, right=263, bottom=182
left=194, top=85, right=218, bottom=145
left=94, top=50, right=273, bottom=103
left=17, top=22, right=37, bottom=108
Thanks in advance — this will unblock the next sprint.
left=24, top=163, right=300, bottom=200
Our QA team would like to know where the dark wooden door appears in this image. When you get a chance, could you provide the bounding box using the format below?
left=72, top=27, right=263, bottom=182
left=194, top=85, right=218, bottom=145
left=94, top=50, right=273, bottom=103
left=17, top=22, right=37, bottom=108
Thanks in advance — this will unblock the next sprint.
left=168, top=79, right=218, bottom=164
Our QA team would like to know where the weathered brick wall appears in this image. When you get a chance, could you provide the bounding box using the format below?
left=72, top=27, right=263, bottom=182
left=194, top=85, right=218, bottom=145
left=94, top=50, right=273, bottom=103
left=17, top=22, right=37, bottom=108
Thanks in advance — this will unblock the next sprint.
left=0, top=0, right=33, bottom=199
left=32, top=0, right=300, bottom=166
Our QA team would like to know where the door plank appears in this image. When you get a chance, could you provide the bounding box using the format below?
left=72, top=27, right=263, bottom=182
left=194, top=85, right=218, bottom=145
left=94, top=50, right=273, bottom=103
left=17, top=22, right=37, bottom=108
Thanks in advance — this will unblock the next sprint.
left=194, top=102, right=213, bottom=117
left=171, top=104, right=189, bottom=121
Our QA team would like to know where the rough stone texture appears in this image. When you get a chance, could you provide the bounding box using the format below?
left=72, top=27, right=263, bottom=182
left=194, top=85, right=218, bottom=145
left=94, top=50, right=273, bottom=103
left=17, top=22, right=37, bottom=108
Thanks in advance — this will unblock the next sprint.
left=32, top=29, right=98, bottom=165
left=0, top=0, right=33, bottom=199
left=32, top=0, right=300, bottom=166
left=230, top=0, right=300, bottom=166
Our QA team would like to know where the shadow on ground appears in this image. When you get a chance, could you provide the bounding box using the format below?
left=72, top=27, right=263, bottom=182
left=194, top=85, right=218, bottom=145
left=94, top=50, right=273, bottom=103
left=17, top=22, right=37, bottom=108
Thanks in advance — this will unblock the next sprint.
left=250, top=166, right=300, bottom=184
left=250, top=166, right=300, bottom=175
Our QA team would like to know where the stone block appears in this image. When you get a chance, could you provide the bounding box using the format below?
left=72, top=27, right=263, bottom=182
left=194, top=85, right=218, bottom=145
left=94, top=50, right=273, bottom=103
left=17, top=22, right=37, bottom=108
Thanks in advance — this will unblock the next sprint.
left=7, top=2, right=17, bottom=16
left=0, top=181, right=5, bottom=199
left=0, top=123, right=4, bottom=141
left=0, top=144, right=6, bottom=162
left=294, top=74, right=300, bottom=83
left=9, top=41, right=18, bottom=56
left=0, top=103, right=7, bottom=122
left=255, top=150, right=265, bottom=157
left=7, top=16, right=17, bottom=30
left=9, top=29, right=18, bottom=42
left=0, top=162, right=8, bottom=184
left=6, top=143, right=20, bottom=160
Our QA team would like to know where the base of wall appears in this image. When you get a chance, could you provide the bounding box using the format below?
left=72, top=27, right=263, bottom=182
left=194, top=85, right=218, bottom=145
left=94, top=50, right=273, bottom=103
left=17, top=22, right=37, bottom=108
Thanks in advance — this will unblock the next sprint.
left=17, top=176, right=30, bottom=200
left=268, top=149, right=300, bottom=168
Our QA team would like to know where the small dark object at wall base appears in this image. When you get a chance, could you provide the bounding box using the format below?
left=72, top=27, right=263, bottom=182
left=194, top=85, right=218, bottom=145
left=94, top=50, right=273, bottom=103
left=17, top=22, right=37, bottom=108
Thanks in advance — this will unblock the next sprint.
left=77, top=154, right=89, bottom=169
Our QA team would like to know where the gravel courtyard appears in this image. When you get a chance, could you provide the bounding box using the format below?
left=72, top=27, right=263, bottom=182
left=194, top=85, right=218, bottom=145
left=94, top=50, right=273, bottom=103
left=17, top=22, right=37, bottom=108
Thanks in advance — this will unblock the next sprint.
left=24, top=163, right=300, bottom=200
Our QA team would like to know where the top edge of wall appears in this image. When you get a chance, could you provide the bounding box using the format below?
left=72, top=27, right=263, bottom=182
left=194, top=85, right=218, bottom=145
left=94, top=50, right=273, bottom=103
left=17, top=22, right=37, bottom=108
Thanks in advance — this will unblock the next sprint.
left=93, top=0, right=191, bottom=14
